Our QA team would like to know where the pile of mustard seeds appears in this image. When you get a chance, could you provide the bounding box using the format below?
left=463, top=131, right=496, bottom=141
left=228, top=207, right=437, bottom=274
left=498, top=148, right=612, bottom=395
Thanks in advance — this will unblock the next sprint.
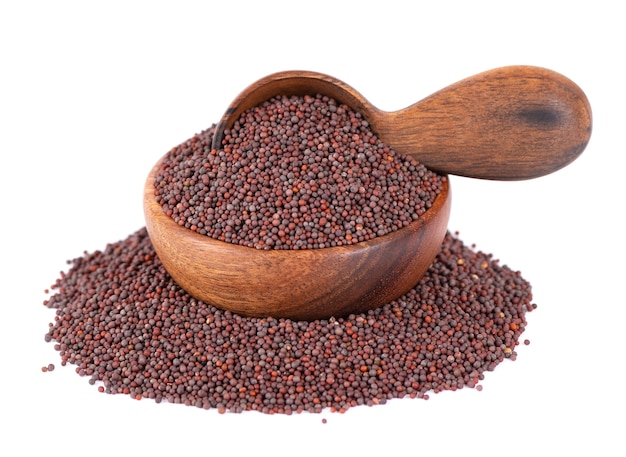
left=43, top=228, right=534, bottom=414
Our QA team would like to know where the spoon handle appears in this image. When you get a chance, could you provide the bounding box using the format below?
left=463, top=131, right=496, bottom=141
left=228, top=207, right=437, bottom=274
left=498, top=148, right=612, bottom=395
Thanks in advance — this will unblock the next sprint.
left=373, top=66, right=592, bottom=180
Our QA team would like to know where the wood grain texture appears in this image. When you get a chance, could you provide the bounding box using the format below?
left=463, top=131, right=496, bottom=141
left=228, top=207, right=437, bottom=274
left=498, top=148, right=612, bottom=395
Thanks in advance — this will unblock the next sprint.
left=212, top=66, right=592, bottom=180
left=144, top=157, right=451, bottom=321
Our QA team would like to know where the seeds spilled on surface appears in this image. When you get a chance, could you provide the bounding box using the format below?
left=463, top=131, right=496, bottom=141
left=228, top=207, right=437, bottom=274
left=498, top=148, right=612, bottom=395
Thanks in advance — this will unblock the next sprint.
left=43, top=228, right=534, bottom=414
left=42, top=93, right=534, bottom=414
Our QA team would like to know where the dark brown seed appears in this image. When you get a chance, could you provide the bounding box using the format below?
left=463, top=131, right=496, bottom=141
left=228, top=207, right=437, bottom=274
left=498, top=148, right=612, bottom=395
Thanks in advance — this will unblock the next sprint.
left=41, top=92, right=534, bottom=414
left=42, top=228, right=534, bottom=414
left=153, top=94, right=445, bottom=250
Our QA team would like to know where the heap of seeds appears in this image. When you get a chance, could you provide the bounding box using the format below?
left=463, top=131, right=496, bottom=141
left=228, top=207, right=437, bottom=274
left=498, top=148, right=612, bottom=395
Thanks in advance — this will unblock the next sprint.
left=42, top=92, right=534, bottom=414
left=43, top=228, right=534, bottom=414
left=153, top=94, right=445, bottom=249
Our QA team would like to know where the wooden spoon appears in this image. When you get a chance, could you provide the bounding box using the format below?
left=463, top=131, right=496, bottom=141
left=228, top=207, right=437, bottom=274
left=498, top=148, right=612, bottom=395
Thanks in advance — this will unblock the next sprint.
left=211, top=65, right=592, bottom=180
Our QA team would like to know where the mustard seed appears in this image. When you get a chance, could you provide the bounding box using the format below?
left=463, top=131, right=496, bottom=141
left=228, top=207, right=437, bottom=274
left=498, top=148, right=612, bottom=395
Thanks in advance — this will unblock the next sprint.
left=43, top=228, right=534, bottom=414
left=154, top=94, right=444, bottom=250
left=41, top=91, right=534, bottom=414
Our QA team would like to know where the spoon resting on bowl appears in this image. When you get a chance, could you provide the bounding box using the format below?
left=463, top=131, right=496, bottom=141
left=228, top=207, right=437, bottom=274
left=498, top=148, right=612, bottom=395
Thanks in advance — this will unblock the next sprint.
left=145, top=66, right=591, bottom=321
left=211, top=65, right=591, bottom=180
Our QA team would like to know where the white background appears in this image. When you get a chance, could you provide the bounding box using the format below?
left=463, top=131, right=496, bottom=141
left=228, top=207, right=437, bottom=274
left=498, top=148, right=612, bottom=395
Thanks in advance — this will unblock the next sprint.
left=1, top=1, right=624, bottom=456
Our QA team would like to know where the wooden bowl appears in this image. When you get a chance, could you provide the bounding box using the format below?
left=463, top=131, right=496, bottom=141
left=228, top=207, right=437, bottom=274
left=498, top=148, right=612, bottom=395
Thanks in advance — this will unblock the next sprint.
left=144, top=155, right=451, bottom=321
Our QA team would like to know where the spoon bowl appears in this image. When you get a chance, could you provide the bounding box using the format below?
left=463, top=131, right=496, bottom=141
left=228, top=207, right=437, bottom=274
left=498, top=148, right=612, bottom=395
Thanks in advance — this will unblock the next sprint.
left=144, top=157, right=451, bottom=321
